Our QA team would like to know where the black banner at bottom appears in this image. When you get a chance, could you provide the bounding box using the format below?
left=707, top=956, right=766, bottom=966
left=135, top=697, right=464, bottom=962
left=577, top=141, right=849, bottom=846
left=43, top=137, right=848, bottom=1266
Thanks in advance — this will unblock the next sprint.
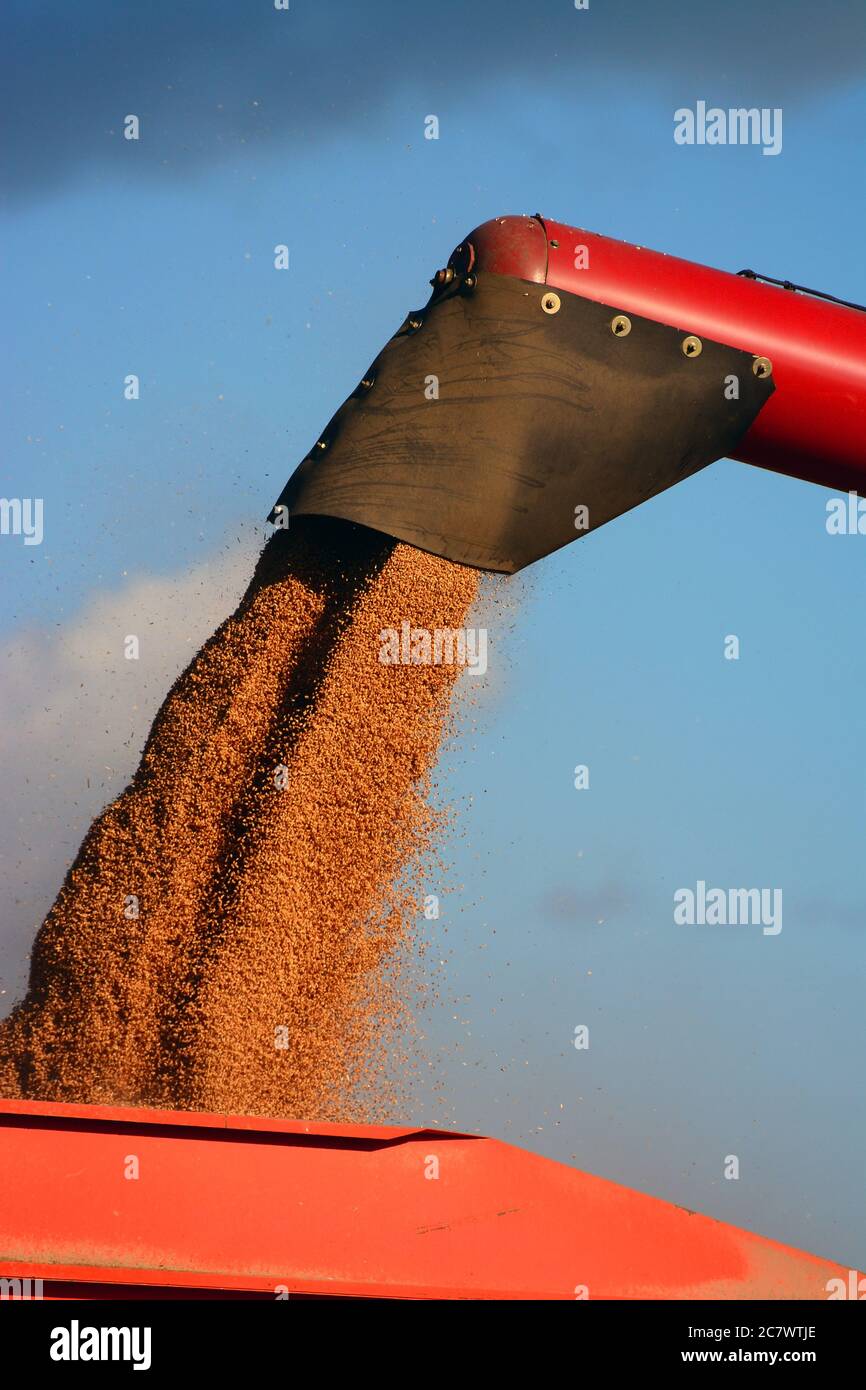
left=2, top=1296, right=861, bottom=1375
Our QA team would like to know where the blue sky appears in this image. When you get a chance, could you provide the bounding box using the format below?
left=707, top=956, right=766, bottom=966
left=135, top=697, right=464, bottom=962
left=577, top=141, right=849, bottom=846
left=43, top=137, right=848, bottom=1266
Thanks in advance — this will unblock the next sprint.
left=2, top=1, right=864, bottom=1269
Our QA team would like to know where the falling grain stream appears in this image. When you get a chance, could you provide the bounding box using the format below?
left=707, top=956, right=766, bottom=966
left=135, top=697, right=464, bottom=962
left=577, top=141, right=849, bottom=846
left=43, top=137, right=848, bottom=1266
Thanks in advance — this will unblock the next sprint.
left=0, top=519, right=478, bottom=1120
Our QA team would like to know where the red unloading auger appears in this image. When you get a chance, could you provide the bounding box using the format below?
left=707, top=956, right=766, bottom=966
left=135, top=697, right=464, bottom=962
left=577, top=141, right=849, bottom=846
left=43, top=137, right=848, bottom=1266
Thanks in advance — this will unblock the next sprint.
left=536, top=215, right=866, bottom=492
left=272, top=214, right=866, bottom=573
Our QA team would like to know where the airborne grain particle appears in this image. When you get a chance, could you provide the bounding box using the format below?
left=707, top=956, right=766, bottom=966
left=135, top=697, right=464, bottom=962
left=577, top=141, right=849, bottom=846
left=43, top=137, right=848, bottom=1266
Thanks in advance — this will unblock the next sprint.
left=0, top=518, right=478, bottom=1121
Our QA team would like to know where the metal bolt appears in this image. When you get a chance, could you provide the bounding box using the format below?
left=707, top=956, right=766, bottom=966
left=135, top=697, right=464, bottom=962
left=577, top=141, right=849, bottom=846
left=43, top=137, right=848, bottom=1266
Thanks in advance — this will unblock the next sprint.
left=682, top=335, right=703, bottom=357
left=610, top=314, right=632, bottom=336
left=315, top=439, right=328, bottom=452
left=431, top=267, right=455, bottom=287
left=408, top=317, right=423, bottom=331
left=541, top=292, right=561, bottom=315
left=359, top=376, right=375, bottom=391
left=752, top=356, right=773, bottom=378
left=549, top=239, right=560, bottom=249
left=461, top=274, right=476, bottom=292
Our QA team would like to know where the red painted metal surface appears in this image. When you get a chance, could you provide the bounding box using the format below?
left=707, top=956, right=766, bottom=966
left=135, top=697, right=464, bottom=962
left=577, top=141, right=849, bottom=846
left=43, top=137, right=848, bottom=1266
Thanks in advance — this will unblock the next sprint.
left=454, top=215, right=866, bottom=494
left=0, top=1098, right=857, bottom=1300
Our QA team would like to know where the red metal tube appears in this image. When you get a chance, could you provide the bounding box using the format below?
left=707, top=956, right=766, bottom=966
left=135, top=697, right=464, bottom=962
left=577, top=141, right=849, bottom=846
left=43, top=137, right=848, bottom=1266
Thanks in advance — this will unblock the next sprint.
left=459, top=215, right=866, bottom=494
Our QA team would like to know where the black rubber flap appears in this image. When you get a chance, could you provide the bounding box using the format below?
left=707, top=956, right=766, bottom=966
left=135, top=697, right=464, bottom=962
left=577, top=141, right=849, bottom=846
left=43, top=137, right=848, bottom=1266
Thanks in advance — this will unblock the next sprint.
left=269, top=273, right=774, bottom=574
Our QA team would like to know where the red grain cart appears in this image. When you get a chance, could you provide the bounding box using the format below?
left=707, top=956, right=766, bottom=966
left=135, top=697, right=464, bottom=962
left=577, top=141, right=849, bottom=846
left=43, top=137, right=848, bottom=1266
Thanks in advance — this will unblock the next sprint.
left=0, top=1098, right=856, bottom=1300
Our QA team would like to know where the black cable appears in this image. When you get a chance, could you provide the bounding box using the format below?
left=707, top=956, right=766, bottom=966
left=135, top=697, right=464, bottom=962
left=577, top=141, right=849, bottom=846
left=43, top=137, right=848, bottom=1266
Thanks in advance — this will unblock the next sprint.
left=737, top=268, right=866, bottom=313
